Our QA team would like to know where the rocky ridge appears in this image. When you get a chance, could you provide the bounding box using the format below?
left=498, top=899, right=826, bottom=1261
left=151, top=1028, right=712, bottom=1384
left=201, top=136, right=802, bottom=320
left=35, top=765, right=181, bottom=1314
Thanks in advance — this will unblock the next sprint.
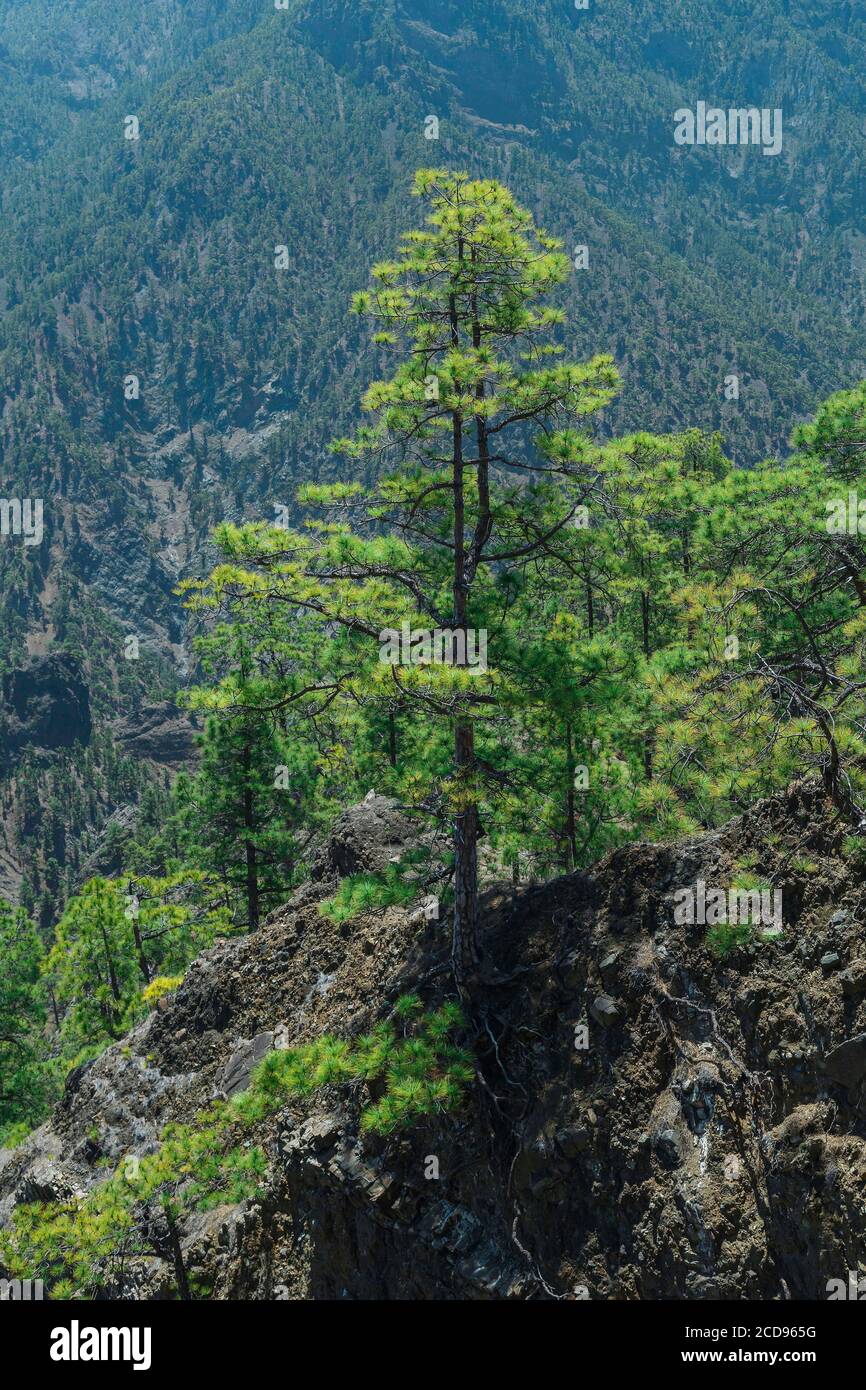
left=2, top=784, right=866, bottom=1299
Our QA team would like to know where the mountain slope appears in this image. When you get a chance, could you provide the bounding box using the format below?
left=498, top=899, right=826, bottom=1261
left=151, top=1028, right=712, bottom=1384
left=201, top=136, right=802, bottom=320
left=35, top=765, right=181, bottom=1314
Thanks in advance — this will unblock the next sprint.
left=1, top=0, right=866, bottom=909
left=2, top=785, right=864, bottom=1299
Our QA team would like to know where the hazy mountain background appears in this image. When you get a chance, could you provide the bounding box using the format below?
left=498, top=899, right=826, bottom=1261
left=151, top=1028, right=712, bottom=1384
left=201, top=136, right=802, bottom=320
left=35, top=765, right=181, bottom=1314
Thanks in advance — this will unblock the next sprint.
left=1, top=0, right=864, bottom=915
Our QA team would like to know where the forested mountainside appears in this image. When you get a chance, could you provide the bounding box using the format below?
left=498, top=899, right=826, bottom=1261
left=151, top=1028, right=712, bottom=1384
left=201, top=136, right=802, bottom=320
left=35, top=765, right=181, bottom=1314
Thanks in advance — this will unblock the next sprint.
left=3, top=0, right=866, bottom=910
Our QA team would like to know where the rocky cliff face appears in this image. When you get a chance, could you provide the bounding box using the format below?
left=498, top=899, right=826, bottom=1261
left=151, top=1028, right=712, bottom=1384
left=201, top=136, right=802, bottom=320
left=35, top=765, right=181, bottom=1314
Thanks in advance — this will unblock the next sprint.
left=0, top=654, right=91, bottom=766
left=2, top=784, right=864, bottom=1300
left=113, top=701, right=199, bottom=768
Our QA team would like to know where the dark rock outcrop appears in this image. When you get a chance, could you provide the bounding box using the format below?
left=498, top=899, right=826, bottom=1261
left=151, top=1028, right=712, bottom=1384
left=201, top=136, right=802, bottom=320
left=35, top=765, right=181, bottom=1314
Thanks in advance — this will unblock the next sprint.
left=309, top=791, right=426, bottom=882
left=3, top=782, right=866, bottom=1300
left=0, top=654, right=91, bottom=762
left=114, top=701, right=199, bottom=766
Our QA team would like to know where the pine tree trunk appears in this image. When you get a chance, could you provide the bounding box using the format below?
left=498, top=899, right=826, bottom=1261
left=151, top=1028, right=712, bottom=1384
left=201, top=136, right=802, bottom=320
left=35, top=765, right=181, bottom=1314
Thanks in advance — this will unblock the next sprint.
left=449, top=257, right=480, bottom=986
left=565, top=722, right=578, bottom=869
left=244, top=829, right=259, bottom=931
left=132, top=917, right=151, bottom=985
left=452, top=720, right=480, bottom=984
left=639, top=582, right=654, bottom=781
left=162, top=1202, right=191, bottom=1302
left=241, top=742, right=260, bottom=930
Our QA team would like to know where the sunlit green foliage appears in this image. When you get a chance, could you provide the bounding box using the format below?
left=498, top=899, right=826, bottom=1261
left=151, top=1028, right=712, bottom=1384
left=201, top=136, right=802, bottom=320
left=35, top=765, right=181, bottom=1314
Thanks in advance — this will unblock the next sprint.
left=233, top=997, right=472, bottom=1135
left=319, top=865, right=419, bottom=924
left=0, top=998, right=470, bottom=1297
left=0, top=900, right=49, bottom=1142
left=42, top=873, right=230, bottom=1056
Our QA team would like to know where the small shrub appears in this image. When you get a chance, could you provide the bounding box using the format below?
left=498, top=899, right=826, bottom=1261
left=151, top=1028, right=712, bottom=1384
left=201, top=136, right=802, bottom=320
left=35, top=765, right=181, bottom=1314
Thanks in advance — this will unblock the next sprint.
left=0, top=1121, right=33, bottom=1150
left=233, top=997, right=472, bottom=1136
left=142, top=974, right=184, bottom=1007
left=318, top=864, right=417, bottom=924
left=843, top=835, right=866, bottom=868
left=707, top=921, right=752, bottom=957
left=789, top=855, right=818, bottom=875
left=733, top=851, right=761, bottom=872
left=726, top=877, right=775, bottom=925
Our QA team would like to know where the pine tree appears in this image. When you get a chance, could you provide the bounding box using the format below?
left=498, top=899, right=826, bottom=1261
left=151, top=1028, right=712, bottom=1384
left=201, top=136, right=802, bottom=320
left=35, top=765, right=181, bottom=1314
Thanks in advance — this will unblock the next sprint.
left=180, top=626, right=320, bottom=929
left=655, top=388, right=866, bottom=823
left=188, top=711, right=293, bottom=930
left=43, top=875, right=229, bottom=1053
left=0, top=900, right=47, bottom=1139
left=185, top=169, right=619, bottom=984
